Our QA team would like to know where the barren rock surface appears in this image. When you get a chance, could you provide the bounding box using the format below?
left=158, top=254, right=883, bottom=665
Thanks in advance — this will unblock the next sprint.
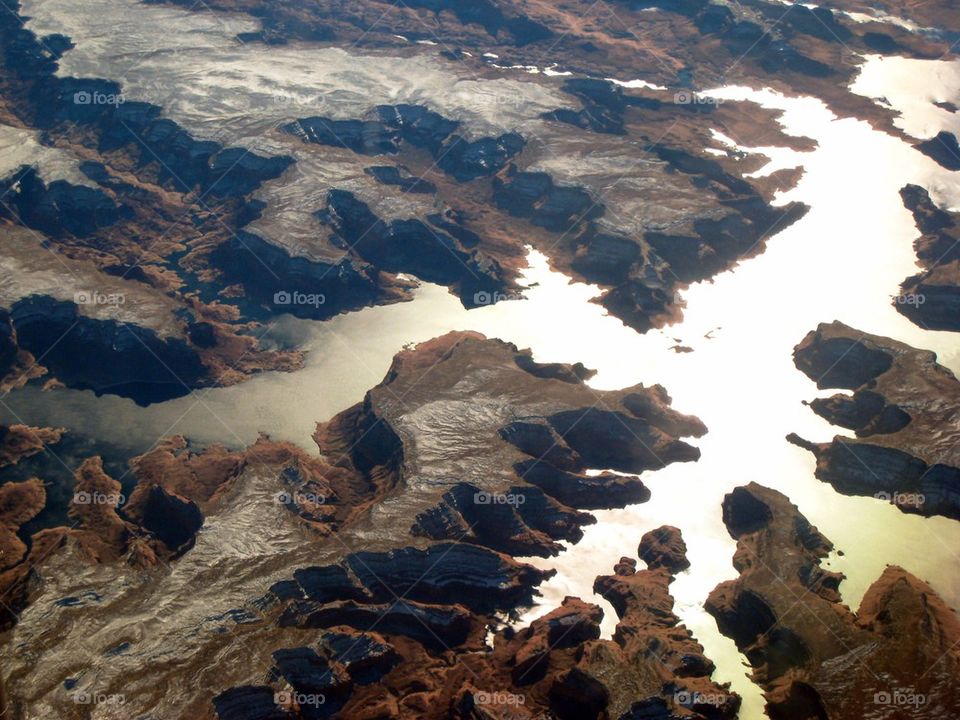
left=707, top=482, right=960, bottom=719
left=791, top=321, right=960, bottom=519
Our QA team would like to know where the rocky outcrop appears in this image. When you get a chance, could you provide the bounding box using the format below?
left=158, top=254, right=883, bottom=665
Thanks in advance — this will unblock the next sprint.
left=218, top=538, right=737, bottom=720
left=0, top=432, right=350, bottom=636
left=0, top=453, right=211, bottom=630
left=0, top=6, right=329, bottom=394
left=3, top=0, right=945, bottom=354
left=589, top=552, right=739, bottom=719
left=364, top=165, right=436, bottom=194
left=411, top=482, right=594, bottom=557
left=122, top=484, right=204, bottom=555
left=110, top=0, right=932, bottom=346
left=0, top=478, right=45, bottom=571
left=47, top=84, right=293, bottom=196
left=284, top=104, right=524, bottom=181
left=280, top=543, right=551, bottom=619
left=200, top=334, right=712, bottom=718
left=209, top=230, right=391, bottom=321
left=492, top=145, right=807, bottom=332
left=0, top=0, right=829, bottom=346
left=0, top=165, right=124, bottom=237
left=314, top=332, right=703, bottom=529
left=9, top=295, right=207, bottom=405
left=791, top=322, right=960, bottom=519
left=916, top=131, right=960, bottom=171
left=897, top=184, right=960, bottom=331
left=0, top=423, right=64, bottom=467
left=323, top=190, right=508, bottom=306
left=638, top=525, right=690, bottom=573
left=706, top=483, right=960, bottom=720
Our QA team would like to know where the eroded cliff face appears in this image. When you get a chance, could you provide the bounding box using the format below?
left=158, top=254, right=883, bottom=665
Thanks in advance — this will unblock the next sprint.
left=790, top=321, right=960, bottom=519
left=214, top=526, right=738, bottom=720
left=313, top=331, right=704, bottom=537
left=897, top=184, right=960, bottom=332
left=0, top=0, right=951, bottom=401
left=706, top=482, right=960, bottom=720
left=0, top=334, right=720, bottom=718
left=203, top=336, right=726, bottom=719
left=0, top=0, right=956, bottom=716
left=0, top=0, right=817, bottom=400
left=143, top=0, right=953, bottom=123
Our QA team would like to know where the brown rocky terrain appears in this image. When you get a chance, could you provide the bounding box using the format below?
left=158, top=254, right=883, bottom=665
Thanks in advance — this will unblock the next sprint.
left=706, top=482, right=960, bottom=720
left=199, top=335, right=729, bottom=719
left=151, top=0, right=953, bottom=130
left=0, top=333, right=715, bottom=717
left=0, top=0, right=826, bottom=371
left=0, top=424, right=416, bottom=632
left=638, top=524, right=691, bottom=574
left=0, top=0, right=956, bottom=717
left=789, top=321, right=960, bottom=519
left=0, top=424, right=63, bottom=468
left=213, top=526, right=737, bottom=720
left=314, top=331, right=705, bottom=547
left=0, top=0, right=949, bottom=399
left=896, top=184, right=960, bottom=332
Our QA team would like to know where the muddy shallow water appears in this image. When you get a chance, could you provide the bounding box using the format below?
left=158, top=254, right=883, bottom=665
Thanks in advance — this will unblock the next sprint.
left=3, top=2, right=960, bottom=717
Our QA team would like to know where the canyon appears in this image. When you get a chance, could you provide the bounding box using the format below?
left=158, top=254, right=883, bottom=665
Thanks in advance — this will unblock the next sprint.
left=0, top=0, right=956, bottom=718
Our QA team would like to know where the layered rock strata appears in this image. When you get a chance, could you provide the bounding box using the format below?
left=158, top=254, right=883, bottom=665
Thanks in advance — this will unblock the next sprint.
left=707, top=482, right=960, bottom=719
left=789, top=322, right=960, bottom=519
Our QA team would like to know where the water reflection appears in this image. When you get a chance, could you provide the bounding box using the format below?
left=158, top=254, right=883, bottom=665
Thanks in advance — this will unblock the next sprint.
left=852, top=55, right=960, bottom=140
